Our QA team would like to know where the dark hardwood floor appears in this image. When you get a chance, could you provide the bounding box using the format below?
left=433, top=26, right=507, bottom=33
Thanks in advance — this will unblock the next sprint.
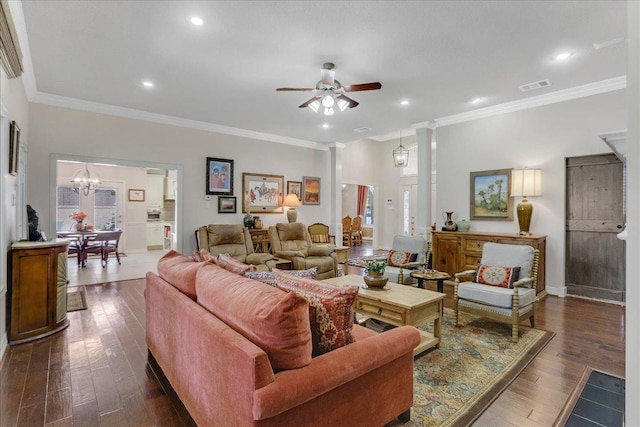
left=0, top=241, right=625, bottom=426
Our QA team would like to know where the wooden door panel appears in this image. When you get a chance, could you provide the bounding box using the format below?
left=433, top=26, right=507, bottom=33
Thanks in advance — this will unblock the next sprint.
left=565, top=154, right=625, bottom=301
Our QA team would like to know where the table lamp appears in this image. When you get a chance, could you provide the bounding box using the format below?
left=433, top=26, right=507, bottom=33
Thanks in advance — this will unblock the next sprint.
left=283, top=193, right=302, bottom=223
left=511, top=168, right=542, bottom=235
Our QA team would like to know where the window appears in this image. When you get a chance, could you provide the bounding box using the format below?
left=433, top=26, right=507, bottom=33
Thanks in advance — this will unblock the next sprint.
left=94, top=188, right=117, bottom=230
left=401, top=145, right=418, bottom=175
left=364, top=186, right=374, bottom=225
left=56, top=186, right=79, bottom=231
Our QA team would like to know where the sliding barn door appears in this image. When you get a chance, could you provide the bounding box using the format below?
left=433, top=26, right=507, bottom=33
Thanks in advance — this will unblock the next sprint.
left=565, top=153, right=625, bottom=301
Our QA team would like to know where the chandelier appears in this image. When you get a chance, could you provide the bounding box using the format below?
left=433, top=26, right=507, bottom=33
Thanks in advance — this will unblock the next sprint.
left=392, top=132, right=409, bottom=167
left=71, top=165, right=101, bottom=196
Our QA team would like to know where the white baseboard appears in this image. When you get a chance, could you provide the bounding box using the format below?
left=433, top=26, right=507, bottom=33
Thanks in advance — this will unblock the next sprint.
left=546, top=285, right=567, bottom=298
left=0, top=332, right=7, bottom=366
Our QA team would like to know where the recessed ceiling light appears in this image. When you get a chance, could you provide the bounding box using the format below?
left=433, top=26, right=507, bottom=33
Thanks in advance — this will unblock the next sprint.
left=142, top=81, right=154, bottom=88
left=189, top=16, right=204, bottom=26
left=322, top=123, right=330, bottom=129
left=553, top=51, right=574, bottom=61
left=400, top=100, right=409, bottom=106
left=469, top=97, right=485, bottom=105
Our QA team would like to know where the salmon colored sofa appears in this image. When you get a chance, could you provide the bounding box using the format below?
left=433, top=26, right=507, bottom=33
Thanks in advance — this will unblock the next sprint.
left=145, top=251, right=420, bottom=426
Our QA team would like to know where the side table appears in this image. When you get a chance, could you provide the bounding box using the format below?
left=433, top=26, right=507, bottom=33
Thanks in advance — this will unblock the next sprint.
left=410, top=270, right=451, bottom=293
left=333, top=246, right=349, bottom=264
left=272, top=258, right=292, bottom=270
left=249, top=229, right=270, bottom=253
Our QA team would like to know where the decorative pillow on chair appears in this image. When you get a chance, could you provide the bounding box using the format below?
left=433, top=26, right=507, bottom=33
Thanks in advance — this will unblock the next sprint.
left=272, top=269, right=358, bottom=356
left=475, top=265, right=521, bottom=288
left=387, top=250, right=413, bottom=267
left=216, top=253, right=255, bottom=275
left=244, top=267, right=318, bottom=286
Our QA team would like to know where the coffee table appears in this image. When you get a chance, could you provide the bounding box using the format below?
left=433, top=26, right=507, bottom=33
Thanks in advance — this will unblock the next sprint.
left=323, top=274, right=444, bottom=355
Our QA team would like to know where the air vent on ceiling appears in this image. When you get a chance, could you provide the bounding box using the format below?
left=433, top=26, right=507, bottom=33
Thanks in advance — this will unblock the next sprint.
left=353, top=127, right=372, bottom=133
left=518, top=79, right=552, bottom=92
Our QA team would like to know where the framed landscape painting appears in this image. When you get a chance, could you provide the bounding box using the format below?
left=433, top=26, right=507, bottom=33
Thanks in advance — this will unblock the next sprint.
left=469, top=169, right=513, bottom=220
left=218, top=196, right=236, bottom=213
left=242, top=172, right=284, bottom=213
left=206, top=157, right=234, bottom=195
left=302, top=176, right=320, bottom=205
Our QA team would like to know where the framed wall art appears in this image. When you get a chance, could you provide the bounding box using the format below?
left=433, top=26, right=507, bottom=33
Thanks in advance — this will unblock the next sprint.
left=469, top=168, right=513, bottom=220
left=206, top=157, right=234, bottom=195
left=128, top=189, right=146, bottom=202
left=218, top=196, right=236, bottom=213
left=9, top=121, right=20, bottom=175
left=242, top=172, right=284, bottom=213
left=286, top=180, right=302, bottom=202
left=302, top=176, right=321, bottom=205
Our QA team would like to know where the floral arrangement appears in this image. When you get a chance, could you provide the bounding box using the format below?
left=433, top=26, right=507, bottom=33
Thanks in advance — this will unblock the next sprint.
left=365, top=260, right=387, bottom=273
left=70, top=211, right=87, bottom=222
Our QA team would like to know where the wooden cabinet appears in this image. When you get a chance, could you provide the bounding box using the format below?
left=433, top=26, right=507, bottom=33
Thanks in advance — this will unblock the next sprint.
left=8, top=240, right=70, bottom=344
left=432, top=231, right=547, bottom=298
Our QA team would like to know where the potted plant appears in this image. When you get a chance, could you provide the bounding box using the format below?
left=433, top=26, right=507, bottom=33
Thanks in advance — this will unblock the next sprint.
left=364, top=260, right=388, bottom=288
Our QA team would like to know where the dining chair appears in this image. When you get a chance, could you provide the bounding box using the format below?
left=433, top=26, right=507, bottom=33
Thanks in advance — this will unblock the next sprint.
left=342, top=216, right=353, bottom=247
left=82, top=230, right=123, bottom=267
left=351, top=215, right=363, bottom=246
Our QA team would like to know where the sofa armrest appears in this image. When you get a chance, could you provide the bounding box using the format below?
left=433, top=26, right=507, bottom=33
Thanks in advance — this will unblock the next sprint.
left=246, top=253, right=274, bottom=265
left=274, top=250, right=306, bottom=259
left=252, top=325, right=420, bottom=420
left=308, top=246, right=334, bottom=256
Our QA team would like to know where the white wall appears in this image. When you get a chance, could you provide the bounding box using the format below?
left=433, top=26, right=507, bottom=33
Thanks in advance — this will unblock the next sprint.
left=27, top=104, right=332, bottom=253
left=435, top=89, right=627, bottom=296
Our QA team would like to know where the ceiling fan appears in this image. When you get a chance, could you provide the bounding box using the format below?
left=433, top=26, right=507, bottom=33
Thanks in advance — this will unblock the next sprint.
left=276, top=62, right=382, bottom=115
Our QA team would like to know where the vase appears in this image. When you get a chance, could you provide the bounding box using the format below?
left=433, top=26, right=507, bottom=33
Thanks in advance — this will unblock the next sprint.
left=457, top=219, right=471, bottom=232
left=363, top=271, right=389, bottom=288
left=253, top=217, right=263, bottom=229
left=75, top=221, right=85, bottom=231
left=243, top=214, right=254, bottom=229
left=442, top=211, right=457, bottom=231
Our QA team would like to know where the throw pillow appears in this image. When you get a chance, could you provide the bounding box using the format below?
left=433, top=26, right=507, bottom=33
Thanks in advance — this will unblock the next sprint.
left=475, top=264, right=521, bottom=288
left=245, top=267, right=318, bottom=286
left=216, top=253, right=255, bottom=275
left=192, top=249, right=216, bottom=263
left=272, top=269, right=358, bottom=356
left=387, top=250, right=412, bottom=267
left=157, top=250, right=203, bottom=300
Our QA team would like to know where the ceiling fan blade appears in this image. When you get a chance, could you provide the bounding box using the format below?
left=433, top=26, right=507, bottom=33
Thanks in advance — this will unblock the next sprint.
left=344, top=82, right=382, bottom=92
left=276, top=87, right=315, bottom=91
left=337, top=94, right=359, bottom=108
left=298, top=97, right=320, bottom=108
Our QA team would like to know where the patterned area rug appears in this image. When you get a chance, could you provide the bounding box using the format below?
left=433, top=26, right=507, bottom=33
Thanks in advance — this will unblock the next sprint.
left=388, top=308, right=555, bottom=427
left=347, top=250, right=389, bottom=268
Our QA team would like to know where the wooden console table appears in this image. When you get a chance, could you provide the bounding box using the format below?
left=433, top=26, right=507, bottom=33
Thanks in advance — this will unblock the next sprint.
left=8, top=239, right=70, bottom=344
left=432, top=231, right=547, bottom=298
left=249, top=229, right=270, bottom=253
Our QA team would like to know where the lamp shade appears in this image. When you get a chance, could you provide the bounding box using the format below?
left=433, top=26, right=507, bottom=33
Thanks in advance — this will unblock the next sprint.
left=511, top=169, right=542, bottom=197
left=283, top=193, right=302, bottom=207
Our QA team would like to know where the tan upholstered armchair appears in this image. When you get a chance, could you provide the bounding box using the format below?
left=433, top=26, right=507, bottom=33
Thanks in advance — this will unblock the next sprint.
left=268, top=223, right=338, bottom=279
left=196, top=224, right=275, bottom=271
left=453, top=242, right=539, bottom=342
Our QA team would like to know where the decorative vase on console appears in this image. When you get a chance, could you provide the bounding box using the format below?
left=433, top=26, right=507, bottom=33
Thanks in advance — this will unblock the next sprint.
left=457, top=219, right=471, bottom=232
left=243, top=214, right=254, bottom=229
left=442, top=211, right=457, bottom=231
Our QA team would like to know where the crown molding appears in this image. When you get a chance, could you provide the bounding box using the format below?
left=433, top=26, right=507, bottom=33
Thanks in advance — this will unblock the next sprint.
left=412, top=76, right=627, bottom=129
left=30, top=92, right=328, bottom=151
left=369, top=127, right=417, bottom=142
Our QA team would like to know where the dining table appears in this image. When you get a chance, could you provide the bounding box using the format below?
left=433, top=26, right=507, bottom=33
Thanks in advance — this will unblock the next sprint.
left=57, top=229, right=120, bottom=267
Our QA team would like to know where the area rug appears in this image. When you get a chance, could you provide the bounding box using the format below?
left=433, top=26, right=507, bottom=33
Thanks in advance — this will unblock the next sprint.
left=67, top=290, right=88, bottom=312
left=347, top=250, right=389, bottom=268
left=388, top=309, right=555, bottom=427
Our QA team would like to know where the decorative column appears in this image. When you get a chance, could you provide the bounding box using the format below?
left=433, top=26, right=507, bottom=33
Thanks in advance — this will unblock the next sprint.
left=329, top=143, right=345, bottom=243
left=415, top=126, right=435, bottom=240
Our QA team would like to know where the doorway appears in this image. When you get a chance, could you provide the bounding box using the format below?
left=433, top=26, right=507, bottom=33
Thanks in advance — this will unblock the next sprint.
left=565, top=153, right=625, bottom=301
left=341, top=183, right=375, bottom=245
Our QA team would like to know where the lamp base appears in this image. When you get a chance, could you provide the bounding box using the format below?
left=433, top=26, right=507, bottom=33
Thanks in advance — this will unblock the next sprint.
left=287, top=208, right=297, bottom=223
left=516, top=197, right=533, bottom=235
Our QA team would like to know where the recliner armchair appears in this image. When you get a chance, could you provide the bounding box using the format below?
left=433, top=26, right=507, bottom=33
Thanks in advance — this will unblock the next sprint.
left=196, top=224, right=275, bottom=271
left=268, top=223, right=338, bottom=279
left=453, top=242, right=539, bottom=342
left=384, top=235, right=430, bottom=285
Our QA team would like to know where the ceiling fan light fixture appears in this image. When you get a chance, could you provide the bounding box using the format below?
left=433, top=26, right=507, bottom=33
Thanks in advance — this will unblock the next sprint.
left=308, top=99, right=320, bottom=112
left=324, top=107, right=335, bottom=116
left=337, top=98, right=349, bottom=111
left=321, top=94, right=335, bottom=108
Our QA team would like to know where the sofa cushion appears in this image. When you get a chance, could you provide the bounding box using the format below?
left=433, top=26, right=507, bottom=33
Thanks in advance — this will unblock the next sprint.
left=196, top=264, right=312, bottom=370
left=157, top=250, right=202, bottom=300
left=475, top=264, right=521, bottom=288
left=272, top=269, right=358, bottom=356
left=216, top=253, right=255, bottom=275
left=245, top=267, right=318, bottom=286
left=387, top=250, right=412, bottom=267
left=458, top=282, right=537, bottom=309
